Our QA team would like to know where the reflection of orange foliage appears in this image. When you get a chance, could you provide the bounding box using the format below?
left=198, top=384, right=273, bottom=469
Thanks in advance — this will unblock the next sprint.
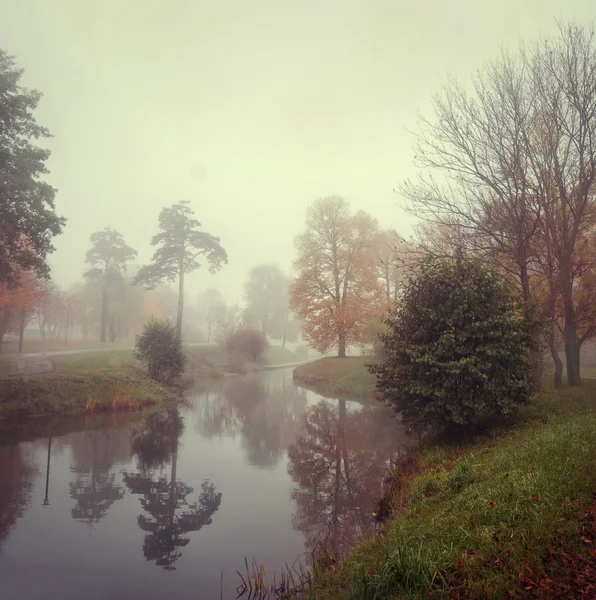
left=290, top=197, right=385, bottom=355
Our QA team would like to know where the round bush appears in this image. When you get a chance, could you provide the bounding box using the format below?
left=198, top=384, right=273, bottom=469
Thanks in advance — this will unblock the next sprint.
left=369, top=252, right=539, bottom=433
left=135, top=318, right=186, bottom=384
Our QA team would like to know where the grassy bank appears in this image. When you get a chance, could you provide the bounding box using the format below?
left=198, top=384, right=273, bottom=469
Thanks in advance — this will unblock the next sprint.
left=293, top=356, right=378, bottom=401
left=0, top=344, right=299, bottom=424
left=185, top=344, right=298, bottom=378
left=302, top=382, right=596, bottom=599
left=0, top=368, right=175, bottom=422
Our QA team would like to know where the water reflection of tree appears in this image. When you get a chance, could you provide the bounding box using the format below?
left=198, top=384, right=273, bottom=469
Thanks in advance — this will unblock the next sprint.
left=288, top=399, right=406, bottom=552
left=124, top=408, right=222, bottom=570
left=195, top=371, right=308, bottom=468
left=69, top=429, right=128, bottom=527
left=0, top=446, right=36, bottom=545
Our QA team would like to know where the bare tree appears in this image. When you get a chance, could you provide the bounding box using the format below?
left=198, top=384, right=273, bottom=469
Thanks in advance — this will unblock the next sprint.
left=401, top=22, right=596, bottom=386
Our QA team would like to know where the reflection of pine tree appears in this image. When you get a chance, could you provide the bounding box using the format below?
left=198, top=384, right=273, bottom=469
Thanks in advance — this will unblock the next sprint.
left=125, top=407, right=222, bottom=570
left=69, top=431, right=124, bottom=527
left=131, top=408, right=184, bottom=472
left=124, top=471, right=221, bottom=570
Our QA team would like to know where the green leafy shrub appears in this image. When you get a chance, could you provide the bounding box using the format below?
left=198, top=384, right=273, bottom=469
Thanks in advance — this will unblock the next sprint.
left=369, top=251, right=539, bottom=433
left=135, top=318, right=186, bottom=384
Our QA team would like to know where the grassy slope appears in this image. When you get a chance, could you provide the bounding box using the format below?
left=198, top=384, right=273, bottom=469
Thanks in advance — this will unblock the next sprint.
left=185, top=344, right=298, bottom=378
left=0, top=369, right=174, bottom=421
left=297, top=362, right=596, bottom=598
left=293, top=356, right=378, bottom=401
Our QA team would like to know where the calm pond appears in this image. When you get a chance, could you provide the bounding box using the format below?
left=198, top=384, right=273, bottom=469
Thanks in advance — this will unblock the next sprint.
left=0, top=367, right=410, bottom=599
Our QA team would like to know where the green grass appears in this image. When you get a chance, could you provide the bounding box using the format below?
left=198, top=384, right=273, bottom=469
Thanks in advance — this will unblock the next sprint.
left=185, top=344, right=299, bottom=378
left=0, top=368, right=175, bottom=422
left=0, top=338, right=133, bottom=355
left=293, top=356, right=378, bottom=402
left=305, top=382, right=596, bottom=599
left=0, top=356, right=16, bottom=375
left=261, top=345, right=298, bottom=365
left=50, top=349, right=136, bottom=372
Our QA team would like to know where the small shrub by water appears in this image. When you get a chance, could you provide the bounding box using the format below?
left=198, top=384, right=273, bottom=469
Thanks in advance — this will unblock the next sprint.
left=226, top=327, right=268, bottom=362
left=135, top=318, right=186, bottom=384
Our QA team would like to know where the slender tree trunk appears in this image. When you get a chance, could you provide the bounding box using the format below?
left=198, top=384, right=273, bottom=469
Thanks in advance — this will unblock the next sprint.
left=546, top=326, right=563, bottom=389
left=0, top=307, right=11, bottom=348
left=18, top=307, right=26, bottom=353
left=207, top=318, right=211, bottom=343
left=176, top=265, right=184, bottom=344
left=282, top=332, right=287, bottom=348
left=562, top=279, right=581, bottom=386
left=100, top=283, right=108, bottom=343
left=338, top=331, right=346, bottom=358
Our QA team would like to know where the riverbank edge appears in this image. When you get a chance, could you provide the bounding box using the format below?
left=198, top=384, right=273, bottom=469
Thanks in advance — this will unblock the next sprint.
left=297, top=374, right=596, bottom=597
left=0, top=367, right=177, bottom=425
left=292, top=356, right=379, bottom=403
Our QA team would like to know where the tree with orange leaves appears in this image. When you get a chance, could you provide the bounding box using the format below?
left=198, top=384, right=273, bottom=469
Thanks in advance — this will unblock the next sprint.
left=290, top=197, right=385, bottom=357
left=0, top=268, right=47, bottom=350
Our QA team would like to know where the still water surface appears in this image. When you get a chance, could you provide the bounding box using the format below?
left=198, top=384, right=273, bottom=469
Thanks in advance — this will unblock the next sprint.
left=0, top=368, right=410, bottom=599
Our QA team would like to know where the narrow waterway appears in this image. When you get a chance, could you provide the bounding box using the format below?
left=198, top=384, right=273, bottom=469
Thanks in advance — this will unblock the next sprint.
left=0, top=367, right=411, bottom=599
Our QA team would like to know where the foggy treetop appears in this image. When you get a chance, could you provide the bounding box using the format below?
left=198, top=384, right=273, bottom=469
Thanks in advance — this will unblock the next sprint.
left=0, top=0, right=593, bottom=303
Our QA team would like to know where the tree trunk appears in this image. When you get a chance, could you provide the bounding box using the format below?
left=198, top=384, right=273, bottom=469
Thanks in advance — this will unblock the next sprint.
left=18, top=307, right=26, bottom=353
left=338, top=332, right=346, bottom=358
left=100, top=283, right=108, bottom=343
left=562, top=285, right=581, bottom=386
left=207, top=319, right=211, bottom=343
left=0, top=308, right=12, bottom=348
left=282, top=331, right=287, bottom=348
left=546, top=326, right=563, bottom=389
left=175, top=265, right=184, bottom=344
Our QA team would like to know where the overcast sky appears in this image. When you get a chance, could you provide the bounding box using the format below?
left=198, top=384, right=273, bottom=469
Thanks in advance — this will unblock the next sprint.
left=1, top=0, right=594, bottom=304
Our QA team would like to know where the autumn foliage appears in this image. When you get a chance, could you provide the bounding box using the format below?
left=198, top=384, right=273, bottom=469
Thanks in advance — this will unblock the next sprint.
left=290, top=197, right=386, bottom=357
left=226, top=327, right=268, bottom=362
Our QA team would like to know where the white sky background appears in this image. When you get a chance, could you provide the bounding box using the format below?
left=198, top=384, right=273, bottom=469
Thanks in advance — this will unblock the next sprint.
left=1, top=0, right=595, bottom=304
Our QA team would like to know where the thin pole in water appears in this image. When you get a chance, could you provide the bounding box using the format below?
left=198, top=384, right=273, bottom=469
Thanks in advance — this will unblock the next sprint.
left=43, top=437, right=52, bottom=506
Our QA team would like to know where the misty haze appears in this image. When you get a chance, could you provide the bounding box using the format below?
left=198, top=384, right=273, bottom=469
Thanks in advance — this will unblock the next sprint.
left=2, top=1, right=596, bottom=599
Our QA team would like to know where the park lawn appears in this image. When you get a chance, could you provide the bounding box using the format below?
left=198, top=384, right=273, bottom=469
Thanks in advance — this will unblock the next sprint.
left=261, top=345, right=298, bottom=366
left=185, top=344, right=299, bottom=378
left=0, top=356, right=17, bottom=375
left=50, top=349, right=137, bottom=372
left=293, top=356, right=379, bottom=402
left=302, top=382, right=596, bottom=599
left=0, top=338, right=133, bottom=355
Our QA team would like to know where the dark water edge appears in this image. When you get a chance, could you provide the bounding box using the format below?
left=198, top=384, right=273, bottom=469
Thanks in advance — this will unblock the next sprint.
left=0, top=368, right=411, bottom=599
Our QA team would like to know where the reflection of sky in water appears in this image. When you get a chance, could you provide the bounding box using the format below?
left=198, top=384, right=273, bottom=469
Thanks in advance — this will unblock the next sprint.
left=0, top=368, right=410, bottom=599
